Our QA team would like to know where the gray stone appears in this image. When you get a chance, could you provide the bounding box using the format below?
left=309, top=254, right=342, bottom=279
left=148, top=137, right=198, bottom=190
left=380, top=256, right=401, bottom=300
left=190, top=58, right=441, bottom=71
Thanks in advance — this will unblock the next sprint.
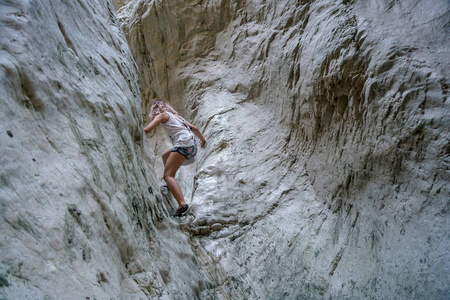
left=210, top=223, right=223, bottom=232
left=0, top=0, right=448, bottom=299
left=0, top=0, right=214, bottom=299
left=120, top=0, right=450, bottom=299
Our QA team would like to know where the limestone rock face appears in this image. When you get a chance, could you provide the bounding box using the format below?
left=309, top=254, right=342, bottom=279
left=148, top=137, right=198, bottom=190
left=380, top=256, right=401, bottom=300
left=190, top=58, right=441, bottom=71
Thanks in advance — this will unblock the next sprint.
left=0, top=0, right=214, bottom=299
left=119, top=0, right=449, bottom=299
left=0, top=0, right=448, bottom=299
left=115, top=0, right=132, bottom=10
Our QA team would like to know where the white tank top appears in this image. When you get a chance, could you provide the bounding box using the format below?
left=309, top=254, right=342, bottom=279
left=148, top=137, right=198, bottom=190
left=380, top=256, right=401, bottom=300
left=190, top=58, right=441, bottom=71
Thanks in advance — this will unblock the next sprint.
left=160, top=112, right=194, bottom=147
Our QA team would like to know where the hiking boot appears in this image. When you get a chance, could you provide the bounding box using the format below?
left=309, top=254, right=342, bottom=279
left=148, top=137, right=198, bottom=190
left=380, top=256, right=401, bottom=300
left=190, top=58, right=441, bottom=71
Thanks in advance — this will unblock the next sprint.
left=174, top=204, right=189, bottom=217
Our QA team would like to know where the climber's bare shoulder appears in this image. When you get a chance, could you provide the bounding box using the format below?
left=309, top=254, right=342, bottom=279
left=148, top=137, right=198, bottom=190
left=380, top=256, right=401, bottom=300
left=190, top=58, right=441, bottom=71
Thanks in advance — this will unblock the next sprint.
left=157, top=112, right=170, bottom=123
left=144, top=113, right=170, bottom=134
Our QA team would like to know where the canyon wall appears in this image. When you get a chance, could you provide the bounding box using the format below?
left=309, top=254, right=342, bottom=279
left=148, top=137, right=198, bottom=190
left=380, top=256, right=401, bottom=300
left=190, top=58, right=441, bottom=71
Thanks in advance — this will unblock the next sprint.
left=0, top=0, right=217, bottom=299
left=0, top=0, right=448, bottom=299
left=120, top=0, right=449, bottom=299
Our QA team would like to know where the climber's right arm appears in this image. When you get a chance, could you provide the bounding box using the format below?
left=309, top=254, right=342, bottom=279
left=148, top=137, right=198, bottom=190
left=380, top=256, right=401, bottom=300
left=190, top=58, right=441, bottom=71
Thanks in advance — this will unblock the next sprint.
left=144, top=113, right=169, bottom=134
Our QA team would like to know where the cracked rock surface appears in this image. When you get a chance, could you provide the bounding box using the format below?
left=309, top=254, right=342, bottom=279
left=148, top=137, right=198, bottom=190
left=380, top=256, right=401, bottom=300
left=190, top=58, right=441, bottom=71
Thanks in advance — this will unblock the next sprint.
left=0, top=0, right=449, bottom=299
left=120, top=0, right=449, bottom=299
left=1, top=0, right=215, bottom=299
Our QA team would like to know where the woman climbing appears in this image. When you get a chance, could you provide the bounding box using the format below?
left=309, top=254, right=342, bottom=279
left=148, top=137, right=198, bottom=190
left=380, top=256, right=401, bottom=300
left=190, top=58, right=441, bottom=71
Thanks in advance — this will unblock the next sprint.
left=144, top=100, right=206, bottom=217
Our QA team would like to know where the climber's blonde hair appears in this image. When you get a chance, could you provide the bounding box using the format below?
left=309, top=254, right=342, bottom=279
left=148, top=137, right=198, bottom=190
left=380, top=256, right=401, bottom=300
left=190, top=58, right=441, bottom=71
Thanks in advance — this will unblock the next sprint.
left=150, top=100, right=178, bottom=119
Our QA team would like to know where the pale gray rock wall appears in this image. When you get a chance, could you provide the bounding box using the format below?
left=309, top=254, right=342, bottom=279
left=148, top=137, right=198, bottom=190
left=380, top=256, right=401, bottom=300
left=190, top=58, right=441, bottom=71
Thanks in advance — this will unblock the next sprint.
left=0, top=0, right=448, bottom=299
left=120, top=0, right=449, bottom=299
left=0, top=0, right=216, bottom=299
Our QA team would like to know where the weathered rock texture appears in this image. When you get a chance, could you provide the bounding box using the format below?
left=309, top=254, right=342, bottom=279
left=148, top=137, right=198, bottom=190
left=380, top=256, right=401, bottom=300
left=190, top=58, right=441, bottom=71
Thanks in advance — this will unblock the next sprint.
left=0, top=0, right=448, bottom=299
left=115, top=0, right=132, bottom=10
left=0, top=0, right=215, bottom=299
left=119, top=0, right=450, bottom=299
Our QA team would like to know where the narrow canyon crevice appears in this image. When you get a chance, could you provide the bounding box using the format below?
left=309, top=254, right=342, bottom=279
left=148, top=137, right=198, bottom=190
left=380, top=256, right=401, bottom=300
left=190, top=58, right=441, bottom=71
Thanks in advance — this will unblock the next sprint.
left=0, top=0, right=449, bottom=299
